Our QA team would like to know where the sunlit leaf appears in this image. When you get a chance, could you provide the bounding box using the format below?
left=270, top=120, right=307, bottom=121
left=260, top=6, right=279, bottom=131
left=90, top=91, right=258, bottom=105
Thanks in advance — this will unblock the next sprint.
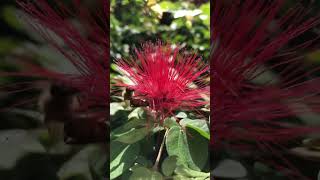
left=166, top=126, right=200, bottom=171
left=130, top=166, right=163, bottom=180
left=111, top=117, right=149, bottom=144
left=179, top=118, right=209, bottom=140
left=161, top=156, right=178, bottom=176
left=175, top=165, right=209, bottom=179
left=110, top=141, right=140, bottom=179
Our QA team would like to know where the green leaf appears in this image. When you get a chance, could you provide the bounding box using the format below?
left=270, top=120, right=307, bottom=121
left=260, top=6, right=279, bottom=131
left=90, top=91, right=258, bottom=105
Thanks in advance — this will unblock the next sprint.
left=200, top=3, right=210, bottom=16
left=165, top=126, right=199, bottom=171
left=185, top=128, right=208, bottom=170
left=139, top=137, right=156, bottom=156
left=111, top=108, right=153, bottom=144
left=159, top=1, right=179, bottom=11
left=113, top=127, right=149, bottom=144
left=112, top=113, right=145, bottom=134
left=180, top=119, right=209, bottom=140
left=161, top=156, right=178, bottom=176
left=110, top=142, right=140, bottom=179
left=135, top=156, right=153, bottom=168
left=129, top=166, right=163, bottom=180
left=110, top=103, right=125, bottom=116
left=128, top=107, right=147, bottom=120
left=199, top=3, right=210, bottom=26
left=175, top=165, right=209, bottom=178
left=111, top=116, right=149, bottom=144
left=110, top=102, right=129, bottom=127
left=163, top=117, right=179, bottom=128
left=176, top=112, right=187, bottom=119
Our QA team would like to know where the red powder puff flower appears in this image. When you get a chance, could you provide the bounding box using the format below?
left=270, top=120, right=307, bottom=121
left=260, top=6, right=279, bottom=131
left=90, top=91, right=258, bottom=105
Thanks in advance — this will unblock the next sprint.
left=115, top=43, right=209, bottom=122
left=2, top=0, right=109, bottom=143
left=212, top=0, right=320, bottom=178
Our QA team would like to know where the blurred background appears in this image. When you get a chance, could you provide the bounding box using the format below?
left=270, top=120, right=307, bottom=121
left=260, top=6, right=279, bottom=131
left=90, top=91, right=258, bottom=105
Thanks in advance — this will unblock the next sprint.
left=0, top=1, right=106, bottom=180
left=211, top=1, right=320, bottom=180
left=110, top=0, right=210, bottom=60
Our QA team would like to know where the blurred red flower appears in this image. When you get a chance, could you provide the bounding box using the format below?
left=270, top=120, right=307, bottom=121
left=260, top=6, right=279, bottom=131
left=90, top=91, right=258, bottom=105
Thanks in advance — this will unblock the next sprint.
left=8, top=0, right=110, bottom=143
left=211, top=0, right=320, bottom=178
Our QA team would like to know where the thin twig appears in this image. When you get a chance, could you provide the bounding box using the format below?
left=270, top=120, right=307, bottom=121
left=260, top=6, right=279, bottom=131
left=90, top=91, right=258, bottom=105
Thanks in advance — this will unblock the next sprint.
left=153, top=128, right=169, bottom=170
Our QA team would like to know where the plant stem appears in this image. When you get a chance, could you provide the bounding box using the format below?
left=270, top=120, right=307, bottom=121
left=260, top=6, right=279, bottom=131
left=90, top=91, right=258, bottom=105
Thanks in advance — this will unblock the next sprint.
left=153, top=128, right=169, bottom=170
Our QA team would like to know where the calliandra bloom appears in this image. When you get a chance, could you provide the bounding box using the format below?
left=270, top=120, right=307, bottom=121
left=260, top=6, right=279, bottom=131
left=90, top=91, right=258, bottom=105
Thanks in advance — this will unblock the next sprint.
left=211, top=0, right=320, bottom=178
left=0, top=0, right=109, bottom=143
left=115, top=43, right=209, bottom=122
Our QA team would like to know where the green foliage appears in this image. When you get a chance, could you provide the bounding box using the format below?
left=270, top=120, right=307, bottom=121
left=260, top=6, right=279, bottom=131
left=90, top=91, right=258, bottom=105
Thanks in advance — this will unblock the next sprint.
left=110, top=0, right=210, bottom=61
left=130, top=166, right=163, bottom=180
left=110, top=103, right=210, bottom=179
left=110, top=142, right=140, bottom=179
